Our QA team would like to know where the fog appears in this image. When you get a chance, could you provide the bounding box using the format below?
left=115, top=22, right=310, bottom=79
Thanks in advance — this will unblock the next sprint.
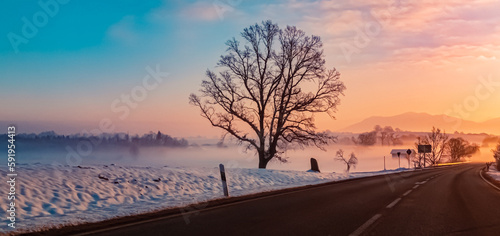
left=9, top=142, right=495, bottom=173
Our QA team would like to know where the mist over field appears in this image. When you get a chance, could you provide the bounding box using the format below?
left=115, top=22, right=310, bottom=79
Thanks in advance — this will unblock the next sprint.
left=8, top=134, right=494, bottom=173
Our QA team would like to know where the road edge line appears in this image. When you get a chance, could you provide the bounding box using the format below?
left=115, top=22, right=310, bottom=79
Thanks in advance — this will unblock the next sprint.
left=479, top=168, right=500, bottom=192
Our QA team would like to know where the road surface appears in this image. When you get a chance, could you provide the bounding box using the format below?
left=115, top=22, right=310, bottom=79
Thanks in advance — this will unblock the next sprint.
left=64, top=163, right=500, bottom=236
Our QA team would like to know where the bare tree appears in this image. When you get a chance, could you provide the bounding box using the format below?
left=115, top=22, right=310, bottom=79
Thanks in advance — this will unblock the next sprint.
left=335, top=149, right=358, bottom=172
left=372, top=125, right=401, bottom=146
left=190, top=21, right=345, bottom=169
left=447, top=137, right=479, bottom=162
left=492, top=142, right=500, bottom=170
left=352, top=131, right=377, bottom=146
left=380, top=126, right=394, bottom=146
left=419, top=127, right=449, bottom=166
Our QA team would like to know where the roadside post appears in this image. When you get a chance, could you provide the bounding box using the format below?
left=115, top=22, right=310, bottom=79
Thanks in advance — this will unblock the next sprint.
left=397, top=152, right=401, bottom=168
left=486, top=162, right=492, bottom=171
left=406, top=149, right=412, bottom=168
left=219, top=164, right=229, bottom=197
left=384, top=156, right=386, bottom=171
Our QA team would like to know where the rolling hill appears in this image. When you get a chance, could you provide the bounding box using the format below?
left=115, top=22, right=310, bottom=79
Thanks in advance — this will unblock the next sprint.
left=338, top=112, right=500, bottom=134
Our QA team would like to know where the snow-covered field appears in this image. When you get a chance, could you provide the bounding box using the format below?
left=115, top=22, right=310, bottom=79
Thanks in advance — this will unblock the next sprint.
left=0, top=163, right=411, bottom=234
left=486, top=164, right=500, bottom=182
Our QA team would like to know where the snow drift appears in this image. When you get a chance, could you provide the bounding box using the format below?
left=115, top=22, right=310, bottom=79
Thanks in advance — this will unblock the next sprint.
left=0, top=163, right=411, bottom=233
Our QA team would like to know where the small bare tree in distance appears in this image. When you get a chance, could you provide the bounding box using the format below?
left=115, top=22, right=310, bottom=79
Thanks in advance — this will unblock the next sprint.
left=420, top=127, right=449, bottom=166
left=190, top=20, right=346, bottom=169
left=335, top=149, right=358, bottom=172
left=492, top=142, right=500, bottom=171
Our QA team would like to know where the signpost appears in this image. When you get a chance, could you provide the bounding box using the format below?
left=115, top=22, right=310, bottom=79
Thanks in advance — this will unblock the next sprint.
left=417, top=145, right=432, bottom=168
left=406, top=149, right=412, bottom=168
left=397, top=152, right=401, bottom=168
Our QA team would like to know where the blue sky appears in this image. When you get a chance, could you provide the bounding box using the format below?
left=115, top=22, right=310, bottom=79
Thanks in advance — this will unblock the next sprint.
left=0, top=0, right=283, bottom=136
left=1, top=0, right=500, bottom=136
left=1, top=0, right=220, bottom=90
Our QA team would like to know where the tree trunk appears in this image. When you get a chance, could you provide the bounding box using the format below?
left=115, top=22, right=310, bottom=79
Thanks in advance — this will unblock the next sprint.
left=258, top=151, right=270, bottom=169
left=258, top=161, right=268, bottom=169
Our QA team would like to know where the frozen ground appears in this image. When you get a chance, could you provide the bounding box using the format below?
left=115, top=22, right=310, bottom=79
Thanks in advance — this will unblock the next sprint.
left=486, top=163, right=500, bottom=182
left=0, top=163, right=412, bottom=234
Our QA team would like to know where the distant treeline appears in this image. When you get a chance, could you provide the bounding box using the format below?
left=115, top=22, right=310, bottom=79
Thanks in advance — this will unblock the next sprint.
left=335, top=125, right=404, bottom=146
left=0, top=130, right=189, bottom=149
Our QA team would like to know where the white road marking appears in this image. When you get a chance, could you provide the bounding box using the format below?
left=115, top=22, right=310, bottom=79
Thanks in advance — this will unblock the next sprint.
left=386, top=198, right=401, bottom=209
left=349, top=214, right=382, bottom=236
left=403, top=190, right=412, bottom=196
left=479, top=169, right=500, bottom=191
left=413, top=185, right=420, bottom=189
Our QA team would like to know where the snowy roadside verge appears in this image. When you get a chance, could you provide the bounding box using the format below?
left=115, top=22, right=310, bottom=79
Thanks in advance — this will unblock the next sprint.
left=485, top=164, right=500, bottom=183
left=0, top=164, right=413, bottom=234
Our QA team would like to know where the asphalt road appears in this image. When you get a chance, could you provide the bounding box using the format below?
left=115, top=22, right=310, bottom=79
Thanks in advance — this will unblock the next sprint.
left=73, top=163, right=500, bottom=236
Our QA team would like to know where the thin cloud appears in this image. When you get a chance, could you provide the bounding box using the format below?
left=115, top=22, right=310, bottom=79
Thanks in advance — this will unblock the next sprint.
left=179, top=2, right=223, bottom=21
left=107, top=15, right=138, bottom=44
left=257, top=0, right=500, bottom=67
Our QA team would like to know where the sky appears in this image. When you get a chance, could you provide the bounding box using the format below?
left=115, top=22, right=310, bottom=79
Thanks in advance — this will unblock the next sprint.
left=1, top=0, right=500, bottom=137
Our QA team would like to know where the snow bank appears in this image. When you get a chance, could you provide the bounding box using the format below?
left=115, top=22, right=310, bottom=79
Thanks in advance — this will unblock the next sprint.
left=0, top=164, right=410, bottom=233
left=486, top=164, right=500, bottom=182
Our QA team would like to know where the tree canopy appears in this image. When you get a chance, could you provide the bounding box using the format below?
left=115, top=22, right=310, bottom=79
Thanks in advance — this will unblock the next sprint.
left=190, top=20, right=345, bottom=168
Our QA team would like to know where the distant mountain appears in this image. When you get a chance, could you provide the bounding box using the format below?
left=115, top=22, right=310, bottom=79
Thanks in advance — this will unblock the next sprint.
left=338, top=112, right=500, bottom=134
